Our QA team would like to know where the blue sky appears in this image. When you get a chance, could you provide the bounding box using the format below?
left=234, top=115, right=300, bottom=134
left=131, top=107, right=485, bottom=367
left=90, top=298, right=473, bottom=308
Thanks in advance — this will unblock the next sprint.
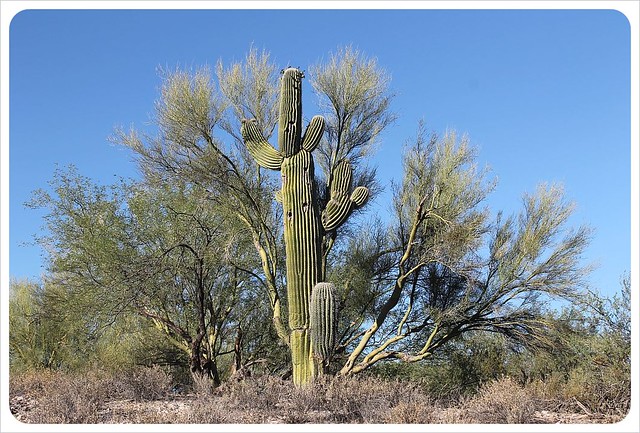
left=6, top=8, right=632, bottom=299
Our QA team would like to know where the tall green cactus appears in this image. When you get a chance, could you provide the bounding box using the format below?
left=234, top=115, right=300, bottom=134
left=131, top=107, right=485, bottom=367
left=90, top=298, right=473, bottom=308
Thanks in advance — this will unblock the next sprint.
left=241, top=68, right=367, bottom=386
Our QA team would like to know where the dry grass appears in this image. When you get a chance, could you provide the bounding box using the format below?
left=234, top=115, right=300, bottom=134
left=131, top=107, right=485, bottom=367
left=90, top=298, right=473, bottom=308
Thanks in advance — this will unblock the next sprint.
left=9, top=366, right=174, bottom=423
left=8, top=368, right=626, bottom=424
left=461, top=377, right=537, bottom=423
left=183, top=375, right=445, bottom=423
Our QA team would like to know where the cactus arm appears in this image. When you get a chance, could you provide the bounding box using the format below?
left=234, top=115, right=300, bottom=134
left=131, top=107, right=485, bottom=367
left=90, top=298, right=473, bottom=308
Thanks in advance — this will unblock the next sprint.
left=322, top=159, right=353, bottom=230
left=350, top=186, right=369, bottom=207
left=330, top=159, right=353, bottom=196
left=321, top=159, right=369, bottom=231
left=240, top=120, right=284, bottom=170
left=301, top=115, right=325, bottom=152
left=322, top=199, right=351, bottom=231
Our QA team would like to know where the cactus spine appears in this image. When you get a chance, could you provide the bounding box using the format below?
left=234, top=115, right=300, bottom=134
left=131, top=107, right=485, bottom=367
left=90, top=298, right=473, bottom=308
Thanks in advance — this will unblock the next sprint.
left=241, top=68, right=367, bottom=386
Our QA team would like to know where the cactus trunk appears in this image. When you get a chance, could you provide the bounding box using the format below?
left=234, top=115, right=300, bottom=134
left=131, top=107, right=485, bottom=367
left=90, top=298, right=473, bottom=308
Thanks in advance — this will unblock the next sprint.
left=281, top=150, right=322, bottom=384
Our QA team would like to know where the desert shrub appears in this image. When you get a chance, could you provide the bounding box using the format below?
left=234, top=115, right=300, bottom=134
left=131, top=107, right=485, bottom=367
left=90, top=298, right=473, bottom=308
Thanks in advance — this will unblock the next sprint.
left=562, top=358, right=630, bottom=416
left=11, top=369, right=626, bottom=424
left=20, top=370, right=113, bottom=423
left=190, top=372, right=218, bottom=396
left=9, top=369, right=57, bottom=398
left=114, top=365, right=175, bottom=401
left=323, top=375, right=444, bottom=423
left=383, top=395, right=442, bottom=423
left=187, top=374, right=445, bottom=424
left=369, top=333, right=514, bottom=402
left=223, top=375, right=291, bottom=412
left=10, top=366, right=176, bottom=423
left=463, top=377, right=537, bottom=423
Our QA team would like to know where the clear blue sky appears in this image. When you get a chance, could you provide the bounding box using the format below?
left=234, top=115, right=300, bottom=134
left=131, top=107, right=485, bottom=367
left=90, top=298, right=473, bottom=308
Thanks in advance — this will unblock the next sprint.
left=6, top=8, right=632, bottom=299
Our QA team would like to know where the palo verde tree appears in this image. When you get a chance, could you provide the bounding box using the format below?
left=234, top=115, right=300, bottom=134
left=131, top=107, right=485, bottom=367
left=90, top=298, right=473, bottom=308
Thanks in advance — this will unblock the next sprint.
left=333, top=125, right=592, bottom=375
left=118, top=50, right=290, bottom=349
left=28, top=168, right=270, bottom=384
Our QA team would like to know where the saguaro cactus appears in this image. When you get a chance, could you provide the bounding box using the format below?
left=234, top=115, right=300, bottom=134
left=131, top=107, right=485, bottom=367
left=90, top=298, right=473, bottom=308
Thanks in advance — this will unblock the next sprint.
left=241, top=68, right=367, bottom=386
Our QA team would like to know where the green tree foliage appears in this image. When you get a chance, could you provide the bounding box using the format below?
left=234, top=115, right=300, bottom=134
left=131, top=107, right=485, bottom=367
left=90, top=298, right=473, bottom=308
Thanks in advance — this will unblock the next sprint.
left=117, top=50, right=288, bottom=347
left=310, top=46, right=394, bottom=268
left=9, top=277, right=172, bottom=373
left=369, top=331, right=513, bottom=399
left=309, top=46, right=394, bottom=204
left=517, top=276, right=631, bottom=415
left=337, top=124, right=592, bottom=375
left=9, top=279, right=65, bottom=371
left=26, top=167, right=279, bottom=384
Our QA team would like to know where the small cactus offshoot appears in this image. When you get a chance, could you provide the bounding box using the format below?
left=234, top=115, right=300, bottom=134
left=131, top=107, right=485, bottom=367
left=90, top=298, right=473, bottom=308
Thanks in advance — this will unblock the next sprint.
left=310, top=282, right=337, bottom=363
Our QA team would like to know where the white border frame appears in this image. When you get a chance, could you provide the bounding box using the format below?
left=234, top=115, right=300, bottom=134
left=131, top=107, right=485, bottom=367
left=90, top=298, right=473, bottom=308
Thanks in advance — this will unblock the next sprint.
left=1, top=2, right=637, bottom=432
